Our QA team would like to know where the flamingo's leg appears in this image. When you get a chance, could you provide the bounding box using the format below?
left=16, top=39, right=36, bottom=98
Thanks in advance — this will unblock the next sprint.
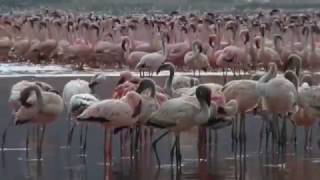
left=152, top=130, right=170, bottom=168
left=37, top=125, right=46, bottom=160
left=67, top=122, right=76, bottom=147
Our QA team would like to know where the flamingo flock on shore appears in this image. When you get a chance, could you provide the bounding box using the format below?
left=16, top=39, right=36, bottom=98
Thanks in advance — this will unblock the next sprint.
left=0, top=9, right=319, bottom=75
left=1, top=9, right=320, bottom=169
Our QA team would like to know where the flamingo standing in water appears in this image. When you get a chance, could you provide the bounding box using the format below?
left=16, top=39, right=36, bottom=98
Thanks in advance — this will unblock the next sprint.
left=67, top=93, right=99, bottom=153
left=257, top=65, right=299, bottom=149
left=293, top=75, right=320, bottom=150
left=62, top=73, right=107, bottom=151
left=76, top=90, right=143, bottom=162
left=222, top=63, right=277, bottom=150
left=134, top=78, right=160, bottom=150
left=2, top=80, right=55, bottom=151
left=146, top=85, right=212, bottom=168
left=14, top=85, right=63, bottom=159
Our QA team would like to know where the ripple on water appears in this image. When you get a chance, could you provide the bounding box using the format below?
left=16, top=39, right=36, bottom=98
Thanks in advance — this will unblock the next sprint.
left=17, top=157, right=44, bottom=162
left=311, top=159, right=320, bottom=163
left=263, top=163, right=286, bottom=168
left=1, top=148, right=28, bottom=152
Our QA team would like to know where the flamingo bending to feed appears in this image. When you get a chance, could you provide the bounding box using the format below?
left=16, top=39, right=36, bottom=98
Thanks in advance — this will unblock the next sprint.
left=67, top=93, right=99, bottom=152
left=62, top=73, right=107, bottom=148
left=76, top=90, right=143, bottom=162
left=2, top=80, right=56, bottom=150
left=14, top=85, right=63, bottom=159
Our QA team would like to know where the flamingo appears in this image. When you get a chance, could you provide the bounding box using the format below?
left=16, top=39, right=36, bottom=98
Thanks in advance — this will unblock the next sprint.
left=146, top=85, right=212, bottom=168
left=255, top=29, right=282, bottom=70
left=2, top=80, right=56, bottom=150
left=222, top=63, right=277, bottom=150
left=135, top=32, right=168, bottom=77
left=76, top=90, right=143, bottom=162
left=156, top=62, right=187, bottom=98
left=67, top=93, right=99, bottom=153
left=62, top=73, right=107, bottom=149
left=257, top=65, right=299, bottom=149
left=14, top=85, right=63, bottom=159
left=306, top=24, right=320, bottom=73
left=293, top=75, right=320, bottom=149
left=166, top=26, right=192, bottom=67
left=216, top=32, right=252, bottom=82
left=134, top=78, right=160, bottom=150
left=184, top=40, right=210, bottom=77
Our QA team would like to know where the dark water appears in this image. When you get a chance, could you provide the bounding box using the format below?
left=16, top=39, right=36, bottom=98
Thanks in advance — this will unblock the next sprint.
left=0, top=75, right=320, bottom=180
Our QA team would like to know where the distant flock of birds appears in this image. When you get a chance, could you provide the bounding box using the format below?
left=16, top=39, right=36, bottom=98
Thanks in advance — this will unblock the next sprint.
left=1, top=8, right=320, bottom=168
left=0, top=9, right=319, bottom=75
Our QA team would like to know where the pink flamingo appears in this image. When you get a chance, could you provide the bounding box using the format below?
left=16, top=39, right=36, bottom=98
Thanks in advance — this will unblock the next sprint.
left=14, top=85, right=63, bottom=159
left=76, top=90, right=143, bottom=163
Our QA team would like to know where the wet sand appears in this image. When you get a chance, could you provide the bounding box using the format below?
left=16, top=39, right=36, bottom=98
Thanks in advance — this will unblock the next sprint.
left=0, top=72, right=319, bottom=180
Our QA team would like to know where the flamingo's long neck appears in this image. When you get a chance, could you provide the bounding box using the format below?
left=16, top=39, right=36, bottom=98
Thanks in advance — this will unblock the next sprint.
left=47, top=23, right=55, bottom=39
left=191, top=42, right=200, bottom=58
left=34, top=87, right=44, bottom=111
left=284, top=71, right=299, bottom=89
left=164, top=67, right=174, bottom=97
left=43, top=26, right=50, bottom=41
left=161, top=36, right=168, bottom=60
left=302, top=28, right=310, bottom=51
left=256, top=64, right=277, bottom=96
left=21, top=86, right=44, bottom=111
left=196, top=95, right=211, bottom=125
left=290, top=29, right=295, bottom=51
left=311, top=29, right=315, bottom=52
left=122, top=38, right=132, bottom=59
left=258, top=64, right=277, bottom=83
left=56, top=25, right=62, bottom=41
left=29, top=22, right=37, bottom=40
left=216, top=25, right=222, bottom=50
left=232, top=28, right=238, bottom=46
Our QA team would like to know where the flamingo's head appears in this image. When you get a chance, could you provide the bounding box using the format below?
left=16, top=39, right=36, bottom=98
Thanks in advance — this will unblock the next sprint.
left=14, top=106, right=37, bottom=126
left=135, top=61, right=148, bottom=72
left=89, top=73, right=107, bottom=89
left=117, top=71, right=133, bottom=85
left=196, top=85, right=212, bottom=106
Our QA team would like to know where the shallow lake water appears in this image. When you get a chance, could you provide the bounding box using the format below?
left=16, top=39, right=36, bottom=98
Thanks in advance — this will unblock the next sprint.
left=0, top=71, right=319, bottom=180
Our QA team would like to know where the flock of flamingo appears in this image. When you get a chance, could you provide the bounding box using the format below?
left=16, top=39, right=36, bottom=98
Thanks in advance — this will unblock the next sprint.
left=1, top=8, right=320, bottom=169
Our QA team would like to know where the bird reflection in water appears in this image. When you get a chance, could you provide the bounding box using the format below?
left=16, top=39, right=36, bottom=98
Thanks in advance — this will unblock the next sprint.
left=65, top=147, right=88, bottom=180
